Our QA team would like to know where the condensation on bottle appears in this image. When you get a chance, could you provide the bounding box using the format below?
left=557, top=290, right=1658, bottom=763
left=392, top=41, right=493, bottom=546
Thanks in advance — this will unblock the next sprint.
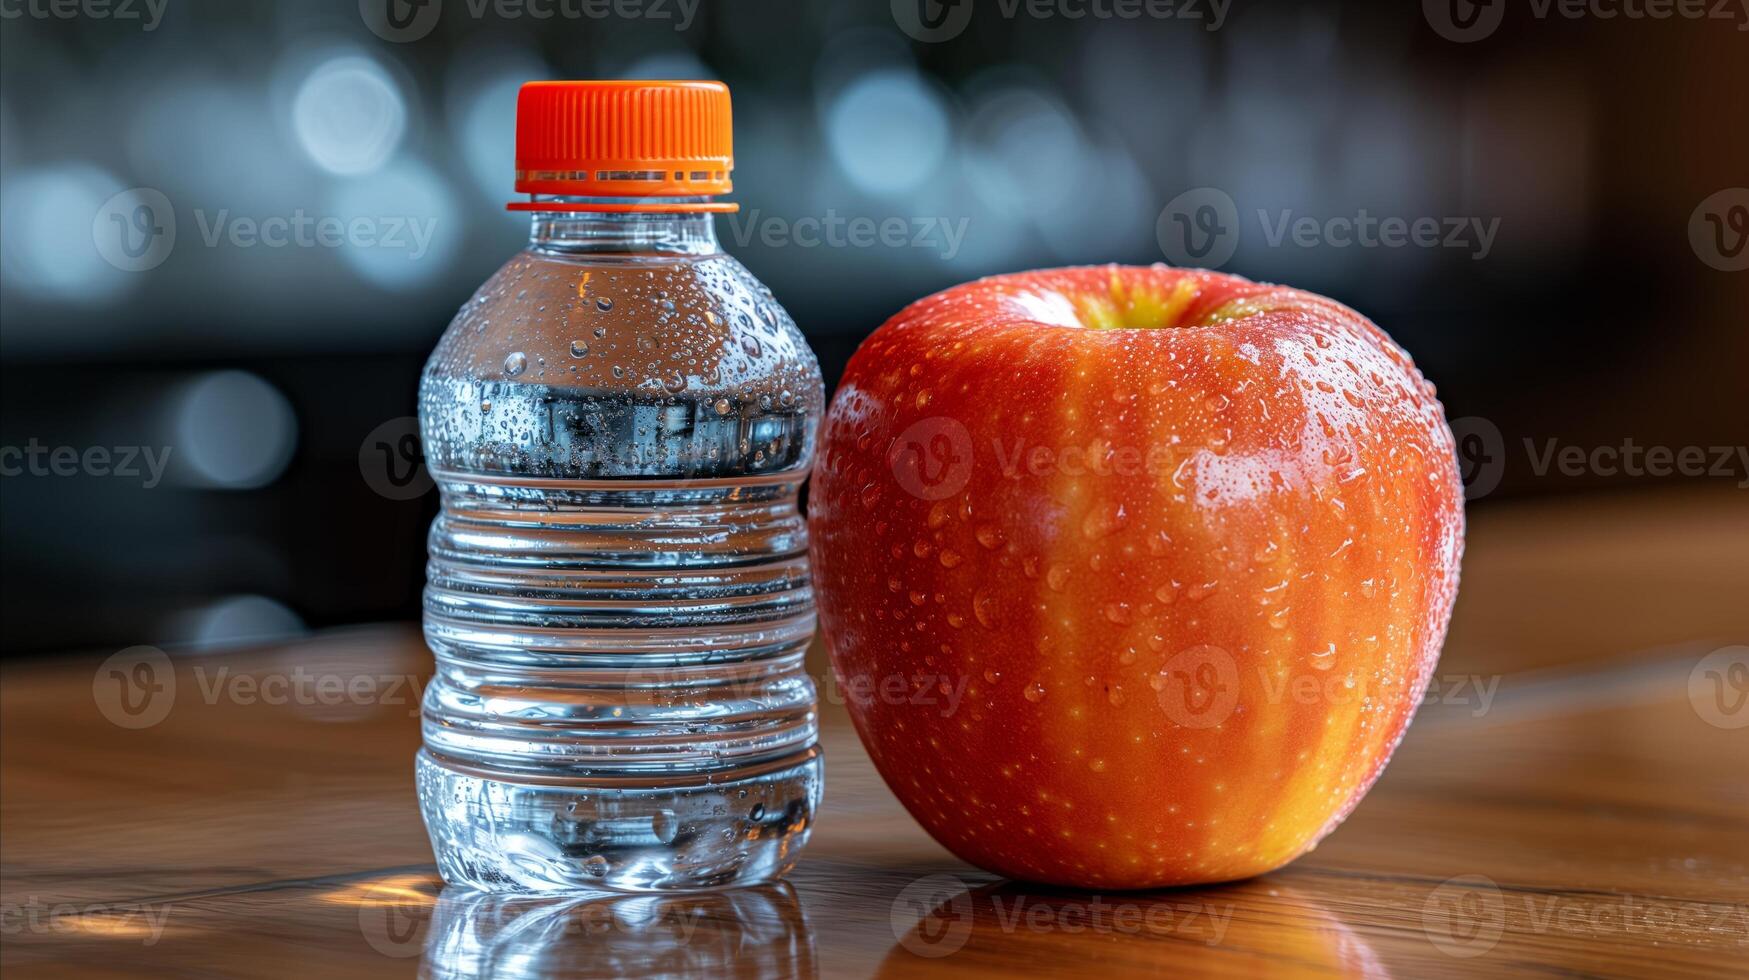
left=415, top=81, right=824, bottom=892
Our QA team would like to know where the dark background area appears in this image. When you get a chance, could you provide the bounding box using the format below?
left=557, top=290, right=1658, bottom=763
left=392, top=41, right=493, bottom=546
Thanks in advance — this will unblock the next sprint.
left=1, top=0, right=1745, bottom=654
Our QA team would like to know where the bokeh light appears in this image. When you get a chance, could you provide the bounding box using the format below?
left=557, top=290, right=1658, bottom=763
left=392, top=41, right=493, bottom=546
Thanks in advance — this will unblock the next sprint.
left=327, top=159, right=461, bottom=291
left=445, top=44, right=551, bottom=204
left=961, top=81, right=1084, bottom=222
left=0, top=164, right=133, bottom=304
left=127, top=73, right=307, bottom=214
left=824, top=67, right=952, bottom=197
left=170, top=594, right=306, bottom=652
left=171, top=370, right=298, bottom=489
left=292, top=54, right=407, bottom=177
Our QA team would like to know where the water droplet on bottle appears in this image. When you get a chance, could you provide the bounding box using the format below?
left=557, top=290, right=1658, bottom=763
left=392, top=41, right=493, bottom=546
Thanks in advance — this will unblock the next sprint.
left=569, top=340, right=589, bottom=358
left=504, top=351, right=527, bottom=376
left=1023, top=682, right=1046, bottom=703
left=651, top=810, right=679, bottom=844
left=714, top=398, right=733, bottom=416
left=596, top=297, right=614, bottom=312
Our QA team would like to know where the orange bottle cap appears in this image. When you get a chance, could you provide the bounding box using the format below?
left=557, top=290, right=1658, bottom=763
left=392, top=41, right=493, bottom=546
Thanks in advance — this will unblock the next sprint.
left=509, top=80, right=736, bottom=213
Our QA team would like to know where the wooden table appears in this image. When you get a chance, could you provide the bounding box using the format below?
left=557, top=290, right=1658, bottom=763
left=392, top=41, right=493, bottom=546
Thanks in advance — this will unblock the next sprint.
left=4, top=487, right=1746, bottom=978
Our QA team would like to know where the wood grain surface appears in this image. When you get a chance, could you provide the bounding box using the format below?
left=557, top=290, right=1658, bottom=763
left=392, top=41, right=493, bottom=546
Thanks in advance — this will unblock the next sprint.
left=3, top=486, right=1746, bottom=978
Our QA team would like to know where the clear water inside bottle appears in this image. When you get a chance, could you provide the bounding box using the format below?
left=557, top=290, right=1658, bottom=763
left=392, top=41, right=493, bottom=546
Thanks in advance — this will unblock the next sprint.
left=416, top=206, right=824, bottom=892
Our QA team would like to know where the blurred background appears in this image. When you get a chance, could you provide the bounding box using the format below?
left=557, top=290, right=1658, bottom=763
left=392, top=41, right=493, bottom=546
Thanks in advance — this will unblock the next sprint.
left=1, top=0, right=1744, bottom=655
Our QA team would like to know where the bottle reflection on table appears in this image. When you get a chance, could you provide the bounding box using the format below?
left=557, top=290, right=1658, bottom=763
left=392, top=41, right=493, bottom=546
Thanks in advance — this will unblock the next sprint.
left=420, top=882, right=816, bottom=980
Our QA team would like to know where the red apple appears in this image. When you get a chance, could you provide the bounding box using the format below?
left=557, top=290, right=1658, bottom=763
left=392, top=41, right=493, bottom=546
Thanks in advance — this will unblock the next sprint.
left=809, top=264, right=1463, bottom=889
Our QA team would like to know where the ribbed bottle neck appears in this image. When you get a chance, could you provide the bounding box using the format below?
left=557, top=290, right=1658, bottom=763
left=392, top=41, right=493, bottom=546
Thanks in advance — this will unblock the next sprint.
left=527, top=196, right=720, bottom=255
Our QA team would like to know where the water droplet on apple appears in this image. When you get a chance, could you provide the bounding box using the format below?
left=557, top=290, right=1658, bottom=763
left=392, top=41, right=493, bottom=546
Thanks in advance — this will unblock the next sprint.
left=1046, top=564, right=1070, bottom=591
left=973, top=589, right=998, bottom=628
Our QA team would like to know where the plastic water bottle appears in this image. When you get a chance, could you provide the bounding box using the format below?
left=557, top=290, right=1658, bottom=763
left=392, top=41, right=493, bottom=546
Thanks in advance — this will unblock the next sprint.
left=415, top=81, right=824, bottom=892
